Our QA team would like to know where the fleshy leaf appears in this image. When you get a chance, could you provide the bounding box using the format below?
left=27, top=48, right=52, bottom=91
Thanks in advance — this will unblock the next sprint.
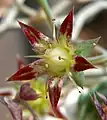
left=7, top=64, right=37, bottom=81
left=60, top=9, right=73, bottom=38
left=75, top=37, right=100, bottom=57
left=18, top=82, right=40, bottom=101
left=0, top=97, right=22, bottom=120
left=72, top=71, right=85, bottom=89
left=18, top=21, right=50, bottom=47
left=73, top=56, right=95, bottom=72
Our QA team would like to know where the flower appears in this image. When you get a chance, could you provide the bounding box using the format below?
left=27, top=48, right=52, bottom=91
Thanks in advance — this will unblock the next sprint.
left=7, top=9, right=97, bottom=119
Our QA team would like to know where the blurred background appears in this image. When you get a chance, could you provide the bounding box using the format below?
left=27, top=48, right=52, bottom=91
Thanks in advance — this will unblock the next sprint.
left=0, top=0, right=107, bottom=119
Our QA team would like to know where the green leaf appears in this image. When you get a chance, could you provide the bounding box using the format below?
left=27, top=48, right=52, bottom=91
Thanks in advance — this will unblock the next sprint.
left=72, top=71, right=85, bottom=88
left=75, top=37, right=100, bottom=57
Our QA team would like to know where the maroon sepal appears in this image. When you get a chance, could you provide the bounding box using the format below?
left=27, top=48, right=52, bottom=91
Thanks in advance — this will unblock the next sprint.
left=16, top=54, right=25, bottom=70
left=47, top=77, right=66, bottom=119
left=18, top=82, right=40, bottom=101
left=60, top=9, right=73, bottom=38
left=7, top=65, right=37, bottom=81
left=52, top=107, right=67, bottom=120
left=47, top=77, right=63, bottom=108
left=18, top=21, right=49, bottom=47
left=73, top=55, right=95, bottom=72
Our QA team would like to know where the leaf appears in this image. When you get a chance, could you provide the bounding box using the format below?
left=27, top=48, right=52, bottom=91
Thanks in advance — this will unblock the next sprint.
left=18, top=82, right=40, bottom=101
left=60, top=9, right=73, bottom=38
left=73, top=55, right=95, bottom=72
left=72, top=71, right=85, bottom=89
left=18, top=21, right=50, bottom=47
left=0, top=97, right=22, bottom=120
left=75, top=37, right=100, bottom=57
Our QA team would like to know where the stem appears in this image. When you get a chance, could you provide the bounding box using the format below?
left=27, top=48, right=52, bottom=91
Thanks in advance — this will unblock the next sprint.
left=37, top=0, right=52, bottom=29
left=18, top=99, right=40, bottom=120
left=87, top=54, right=107, bottom=64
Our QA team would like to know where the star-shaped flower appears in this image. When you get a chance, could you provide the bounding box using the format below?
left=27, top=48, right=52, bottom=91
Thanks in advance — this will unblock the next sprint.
left=7, top=9, right=98, bottom=119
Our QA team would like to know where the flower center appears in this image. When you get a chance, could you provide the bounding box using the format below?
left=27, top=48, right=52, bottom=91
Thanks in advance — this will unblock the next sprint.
left=45, top=46, right=74, bottom=76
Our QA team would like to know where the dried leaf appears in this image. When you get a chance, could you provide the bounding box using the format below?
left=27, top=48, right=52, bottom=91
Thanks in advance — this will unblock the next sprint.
left=75, top=37, right=100, bottom=57
left=0, top=97, right=22, bottom=120
left=73, top=55, right=95, bottom=72
left=19, top=82, right=40, bottom=101
left=60, top=9, right=73, bottom=38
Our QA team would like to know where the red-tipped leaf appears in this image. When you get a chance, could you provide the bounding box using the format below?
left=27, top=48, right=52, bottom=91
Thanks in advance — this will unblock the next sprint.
left=18, top=21, right=49, bottom=47
left=60, top=9, right=73, bottom=38
left=73, top=56, right=95, bottom=72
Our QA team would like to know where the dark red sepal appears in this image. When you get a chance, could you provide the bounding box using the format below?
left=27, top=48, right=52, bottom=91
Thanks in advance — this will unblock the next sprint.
left=52, top=107, right=67, bottom=120
left=47, top=77, right=63, bottom=108
left=60, top=9, right=73, bottom=38
left=18, top=82, right=40, bottom=101
left=47, top=77, right=67, bottom=119
left=18, top=21, right=49, bottom=47
left=7, top=65, right=37, bottom=81
left=73, top=55, right=95, bottom=72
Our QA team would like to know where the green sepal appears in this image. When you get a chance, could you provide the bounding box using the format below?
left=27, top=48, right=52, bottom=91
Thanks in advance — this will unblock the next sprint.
left=75, top=37, right=100, bottom=57
left=72, top=71, right=85, bottom=89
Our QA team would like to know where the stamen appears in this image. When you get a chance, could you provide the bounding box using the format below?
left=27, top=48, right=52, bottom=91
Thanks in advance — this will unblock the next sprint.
left=52, top=18, right=57, bottom=41
left=58, top=56, right=66, bottom=61
left=58, top=56, right=61, bottom=60
left=24, top=55, right=44, bottom=58
left=45, top=64, right=49, bottom=68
